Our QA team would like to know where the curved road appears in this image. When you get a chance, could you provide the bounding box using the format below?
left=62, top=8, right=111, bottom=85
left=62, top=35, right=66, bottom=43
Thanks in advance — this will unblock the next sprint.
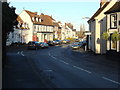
left=23, top=44, right=120, bottom=88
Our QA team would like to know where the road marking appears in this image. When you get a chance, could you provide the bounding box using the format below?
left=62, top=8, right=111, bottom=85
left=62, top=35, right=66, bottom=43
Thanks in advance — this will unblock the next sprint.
left=48, top=52, right=57, bottom=60
left=60, top=60, right=69, bottom=65
left=17, top=51, right=20, bottom=54
left=21, top=51, right=25, bottom=56
left=49, top=50, right=92, bottom=74
left=102, top=76, right=120, bottom=85
left=51, top=56, right=57, bottom=60
left=48, top=52, right=51, bottom=56
left=72, top=65, right=92, bottom=74
left=43, top=70, right=53, bottom=72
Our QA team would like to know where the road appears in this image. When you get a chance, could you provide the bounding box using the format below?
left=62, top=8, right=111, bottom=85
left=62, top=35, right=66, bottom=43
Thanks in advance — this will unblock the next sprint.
left=3, top=44, right=120, bottom=88
left=24, top=44, right=120, bottom=88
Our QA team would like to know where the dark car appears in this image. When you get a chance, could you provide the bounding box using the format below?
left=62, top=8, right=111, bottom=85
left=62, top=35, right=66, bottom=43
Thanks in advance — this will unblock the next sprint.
left=53, top=40, right=61, bottom=45
left=47, top=41, right=54, bottom=46
left=27, top=41, right=40, bottom=50
left=75, top=39, right=79, bottom=42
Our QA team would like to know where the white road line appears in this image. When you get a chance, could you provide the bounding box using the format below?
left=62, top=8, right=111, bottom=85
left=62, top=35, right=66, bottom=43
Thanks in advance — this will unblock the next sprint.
left=48, top=52, right=51, bottom=56
left=21, top=51, right=25, bottom=56
left=43, top=70, right=53, bottom=72
left=48, top=51, right=92, bottom=74
left=48, top=52, right=57, bottom=60
left=17, top=51, right=20, bottom=54
left=72, top=65, right=92, bottom=74
left=51, top=56, right=57, bottom=60
left=60, top=60, right=69, bottom=65
left=102, top=76, right=120, bottom=85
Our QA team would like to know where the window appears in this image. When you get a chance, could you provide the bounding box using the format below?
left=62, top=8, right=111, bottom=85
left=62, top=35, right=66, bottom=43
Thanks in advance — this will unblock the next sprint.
left=32, top=17, right=34, bottom=21
left=110, top=14, right=117, bottom=29
left=34, top=25, right=36, bottom=30
left=38, top=25, right=39, bottom=31
left=36, top=18, right=38, bottom=22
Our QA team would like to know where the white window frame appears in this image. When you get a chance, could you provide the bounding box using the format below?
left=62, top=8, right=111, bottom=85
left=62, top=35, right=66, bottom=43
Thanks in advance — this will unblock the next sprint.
left=110, top=14, right=117, bottom=29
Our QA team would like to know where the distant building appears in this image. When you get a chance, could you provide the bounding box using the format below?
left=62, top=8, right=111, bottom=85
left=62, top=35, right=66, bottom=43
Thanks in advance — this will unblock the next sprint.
left=7, top=10, right=54, bottom=44
left=53, top=22, right=77, bottom=40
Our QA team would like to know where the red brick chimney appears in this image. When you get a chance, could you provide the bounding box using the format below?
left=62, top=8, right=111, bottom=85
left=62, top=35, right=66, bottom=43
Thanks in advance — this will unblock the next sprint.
left=100, top=0, right=108, bottom=8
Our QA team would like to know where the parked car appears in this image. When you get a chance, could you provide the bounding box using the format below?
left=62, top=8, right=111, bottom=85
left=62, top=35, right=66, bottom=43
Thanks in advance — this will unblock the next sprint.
left=71, top=42, right=82, bottom=50
left=62, top=39, right=70, bottom=44
left=47, top=41, right=54, bottom=46
left=40, top=42, right=49, bottom=48
left=27, top=41, right=40, bottom=50
left=75, top=39, right=79, bottom=42
left=53, top=40, right=61, bottom=45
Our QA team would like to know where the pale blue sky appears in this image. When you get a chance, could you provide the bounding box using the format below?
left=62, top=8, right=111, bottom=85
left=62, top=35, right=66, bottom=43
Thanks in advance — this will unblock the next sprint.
left=8, top=1, right=100, bottom=31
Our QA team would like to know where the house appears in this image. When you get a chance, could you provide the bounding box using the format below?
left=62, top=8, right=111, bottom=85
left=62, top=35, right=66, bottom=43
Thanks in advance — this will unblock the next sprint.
left=54, top=22, right=77, bottom=40
left=61, top=23, right=77, bottom=40
left=7, top=10, right=54, bottom=45
left=6, top=16, right=30, bottom=45
left=104, top=1, right=120, bottom=52
left=53, top=21, right=62, bottom=40
left=88, top=0, right=118, bottom=54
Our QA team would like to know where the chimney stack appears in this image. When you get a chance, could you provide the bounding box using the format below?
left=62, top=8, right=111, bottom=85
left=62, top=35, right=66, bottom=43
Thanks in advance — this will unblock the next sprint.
left=100, top=0, right=108, bottom=8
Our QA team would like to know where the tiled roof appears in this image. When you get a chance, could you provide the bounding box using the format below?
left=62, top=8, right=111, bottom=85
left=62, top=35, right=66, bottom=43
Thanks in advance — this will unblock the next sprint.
left=65, top=23, right=73, bottom=30
left=53, top=22, right=59, bottom=27
left=104, top=1, right=120, bottom=14
left=40, top=14, right=54, bottom=26
left=24, top=10, right=54, bottom=26
left=16, top=16, right=24, bottom=23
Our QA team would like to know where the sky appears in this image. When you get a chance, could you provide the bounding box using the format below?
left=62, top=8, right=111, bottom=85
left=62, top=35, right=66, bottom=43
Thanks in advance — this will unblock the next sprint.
left=8, top=0, right=100, bottom=31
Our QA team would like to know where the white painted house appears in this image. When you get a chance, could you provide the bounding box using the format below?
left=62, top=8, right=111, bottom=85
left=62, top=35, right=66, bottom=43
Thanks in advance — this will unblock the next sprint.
left=105, top=1, right=120, bottom=52
left=53, top=21, right=62, bottom=40
left=88, top=0, right=118, bottom=54
left=7, top=10, right=54, bottom=45
left=61, top=23, right=77, bottom=40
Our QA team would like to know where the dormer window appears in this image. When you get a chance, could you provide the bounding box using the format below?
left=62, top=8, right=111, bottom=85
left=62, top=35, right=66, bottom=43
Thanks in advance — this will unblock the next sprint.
left=32, top=17, right=34, bottom=21
left=37, top=18, right=39, bottom=22
left=36, top=17, right=38, bottom=22
left=35, top=17, right=36, bottom=21
left=39, top=18, right=41, bottom=22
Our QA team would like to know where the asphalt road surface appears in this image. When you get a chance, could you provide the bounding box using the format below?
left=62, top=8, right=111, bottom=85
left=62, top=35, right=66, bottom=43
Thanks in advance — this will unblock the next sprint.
left=3, top=44, right=120, bottom=88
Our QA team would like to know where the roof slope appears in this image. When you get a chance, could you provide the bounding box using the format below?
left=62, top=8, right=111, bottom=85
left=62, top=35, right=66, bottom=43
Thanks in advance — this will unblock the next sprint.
left=16, top=16, right=24, bottom=23
left=88, top=2, right=109, bottom=23
left=24, top=10, right=54, bottom=26
left=105, top=1, right=120, bottom=14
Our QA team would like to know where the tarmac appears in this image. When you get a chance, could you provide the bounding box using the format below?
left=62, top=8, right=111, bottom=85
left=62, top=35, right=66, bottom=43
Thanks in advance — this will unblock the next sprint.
left=2, top=45, right=55, bottom=89
left=2, top=45, right=120, bottom=89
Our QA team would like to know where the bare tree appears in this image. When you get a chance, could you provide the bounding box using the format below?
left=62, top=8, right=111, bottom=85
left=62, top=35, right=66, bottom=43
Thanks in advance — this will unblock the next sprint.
left=78, top=23, right=85, bottom=38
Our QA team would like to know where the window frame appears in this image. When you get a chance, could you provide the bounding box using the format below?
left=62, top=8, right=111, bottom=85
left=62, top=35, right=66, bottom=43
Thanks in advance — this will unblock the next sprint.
left=110, top=14, right=117, bottom=29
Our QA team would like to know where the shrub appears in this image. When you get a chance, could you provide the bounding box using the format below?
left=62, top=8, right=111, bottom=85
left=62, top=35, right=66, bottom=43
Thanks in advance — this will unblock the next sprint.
left=102, top=31, right=110, bottom=40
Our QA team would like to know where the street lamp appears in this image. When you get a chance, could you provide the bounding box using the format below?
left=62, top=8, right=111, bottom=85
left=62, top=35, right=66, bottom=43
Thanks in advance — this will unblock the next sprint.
left=82, top=17, right=90, bottom=19
left=82, top=17, right=90, bottom=31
